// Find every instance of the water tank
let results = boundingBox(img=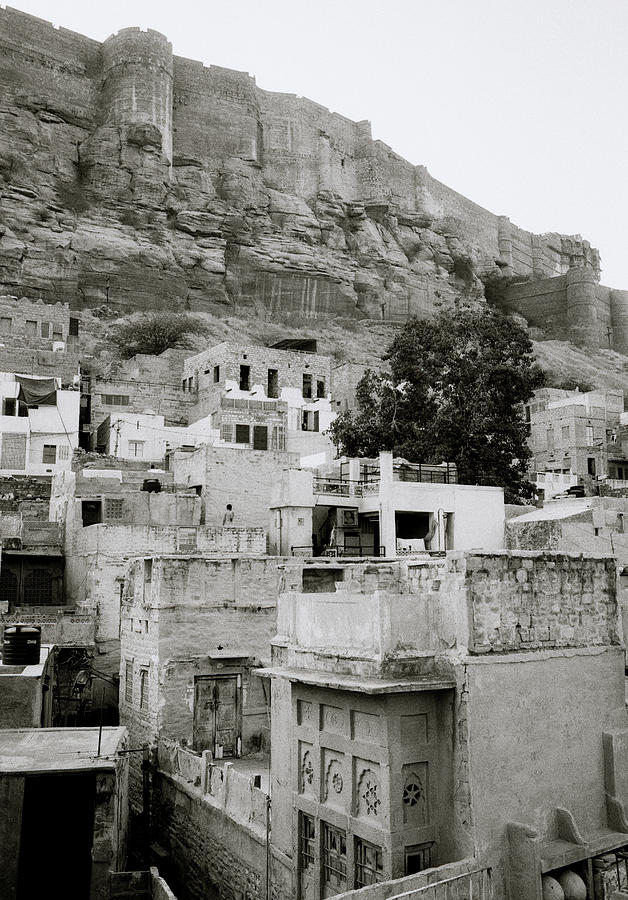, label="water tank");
[2,625,41,665]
